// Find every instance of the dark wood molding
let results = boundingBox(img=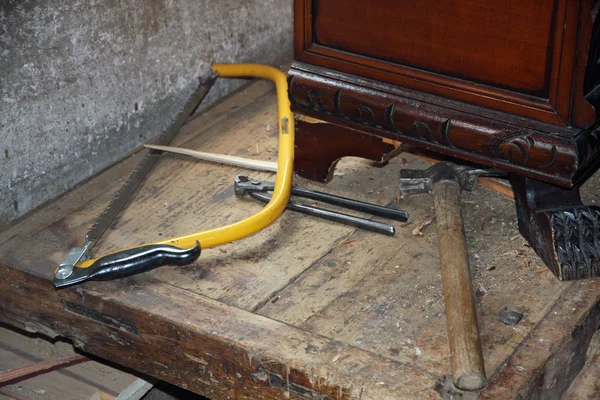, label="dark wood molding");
[294,117,400,182]
[577,122,600,168]
[0,236,438,400]
[288,67,584,187]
